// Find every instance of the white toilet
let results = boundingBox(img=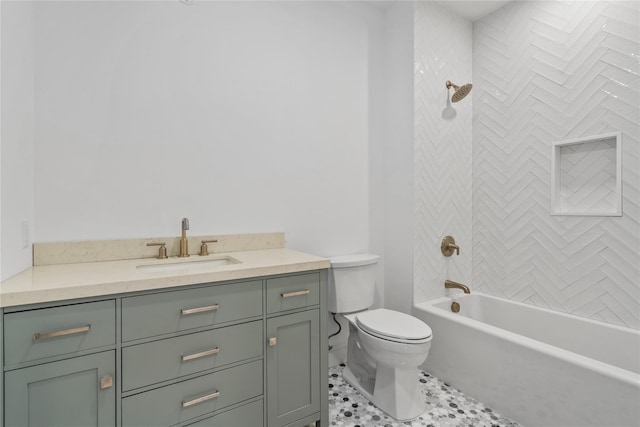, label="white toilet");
[328,254,432,421]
